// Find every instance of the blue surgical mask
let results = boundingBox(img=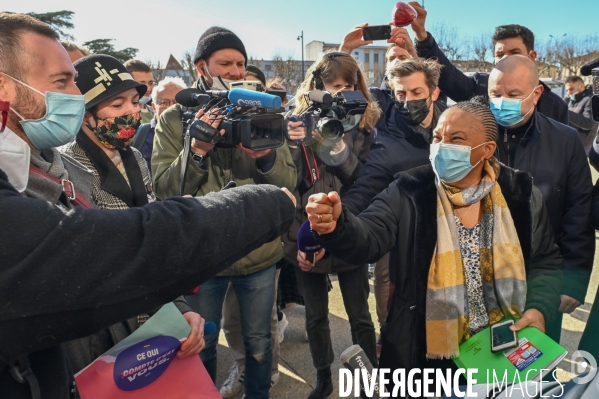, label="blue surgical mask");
[429,142,487,183]
[489,89,535,128]
[4,74,85,150]
[569,92,579,102]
